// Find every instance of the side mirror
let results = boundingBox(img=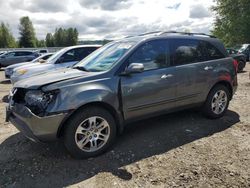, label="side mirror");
[121,63,144,75]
